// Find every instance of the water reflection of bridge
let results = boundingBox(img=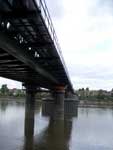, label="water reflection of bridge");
[23,100,78,150]
[0,98,78,150]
